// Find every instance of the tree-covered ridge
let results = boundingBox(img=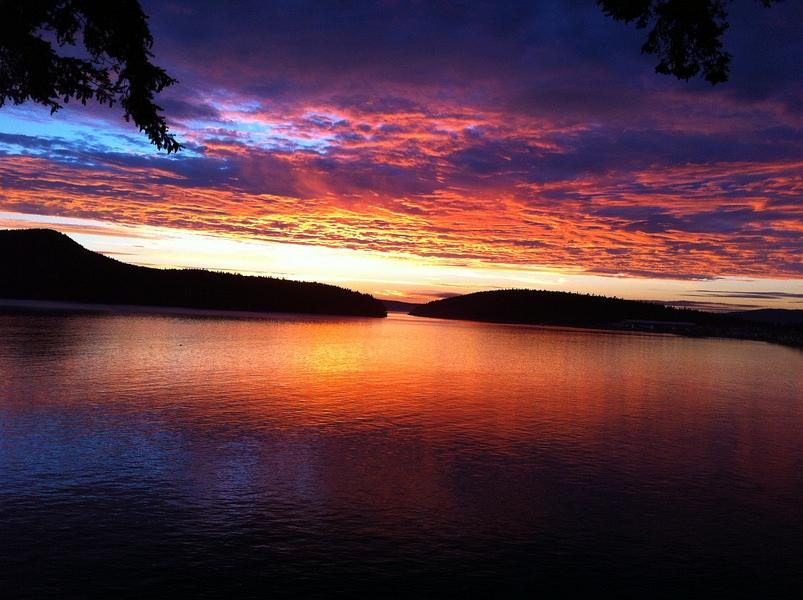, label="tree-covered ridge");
[411,288,705,326]
[411,289,803,349]
[0,229,386,317]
